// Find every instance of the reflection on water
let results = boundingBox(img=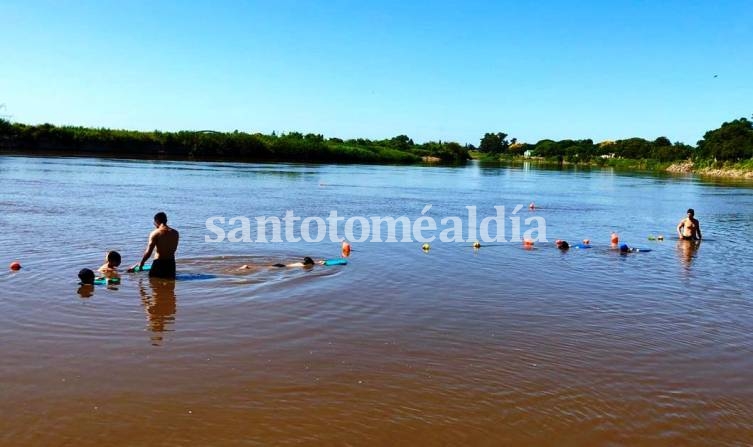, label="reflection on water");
[138,277,177,346]
[677,239,702,271]
[76,284,95,298]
